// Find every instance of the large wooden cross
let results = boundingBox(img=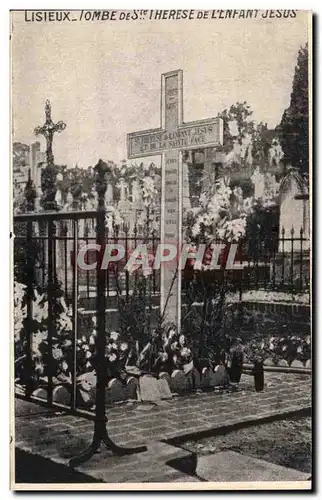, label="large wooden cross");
[34,100,66,167]
[127,70,223,330]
